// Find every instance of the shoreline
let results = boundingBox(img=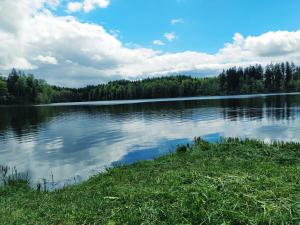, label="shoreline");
[1,91,299,107]
[1,138,300,224]
[39,91,300,107]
